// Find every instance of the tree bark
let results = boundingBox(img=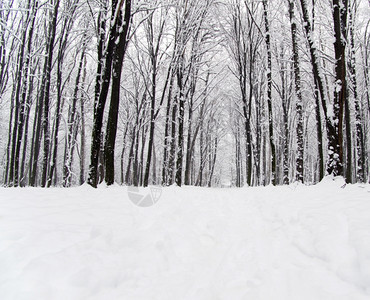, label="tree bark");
[88,0,127,187]
[328,0,348,177]
[288,0,304,183]
[48,7,76,187]
[104,0,131,185]
[348,5,364,182]
[63,46,85,187]
[40,0,60,187]
[299,0,329,180]
[262,0,277,185]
